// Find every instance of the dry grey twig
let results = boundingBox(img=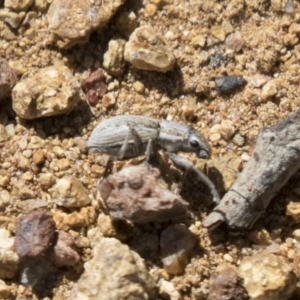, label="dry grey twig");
[203,108,300,230]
